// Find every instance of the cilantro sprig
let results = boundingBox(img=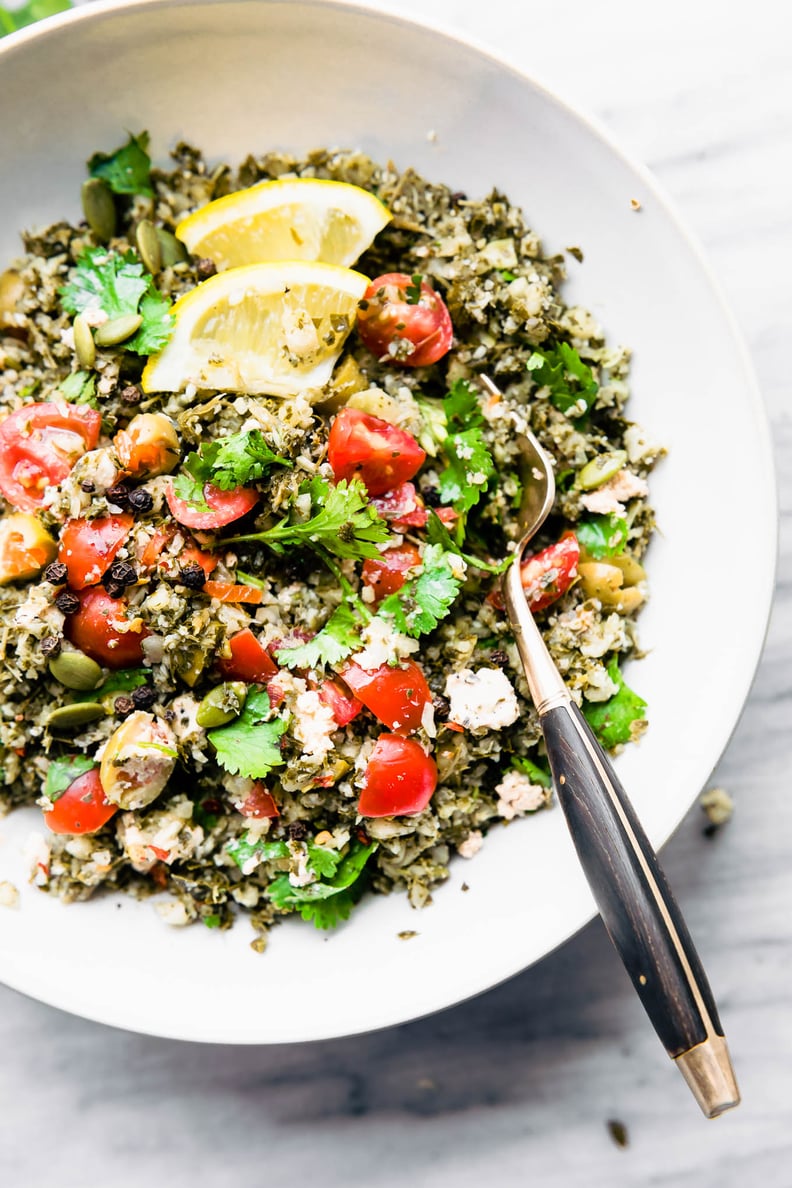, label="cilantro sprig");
[434,380,495,516]
[182,430,291,492]
[527,343,599,417]
[60,246,173,356]
[267,841,377,929]
[378,543,463,638]
[88,132,154,198]
[583,658,646,748]
[227,476,390,562]
[208,688,287,779]
[276,602,365,670]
